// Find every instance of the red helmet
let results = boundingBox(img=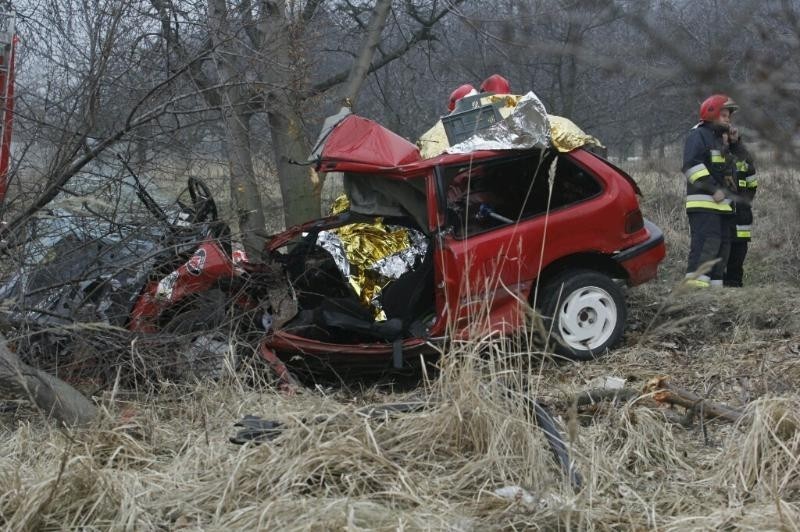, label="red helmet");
[448,84,477,111]
[479,74,510,94]
[699,94,739,122]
